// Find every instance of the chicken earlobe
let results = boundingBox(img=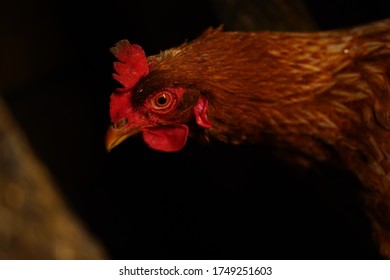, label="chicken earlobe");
[194,96,212,128]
